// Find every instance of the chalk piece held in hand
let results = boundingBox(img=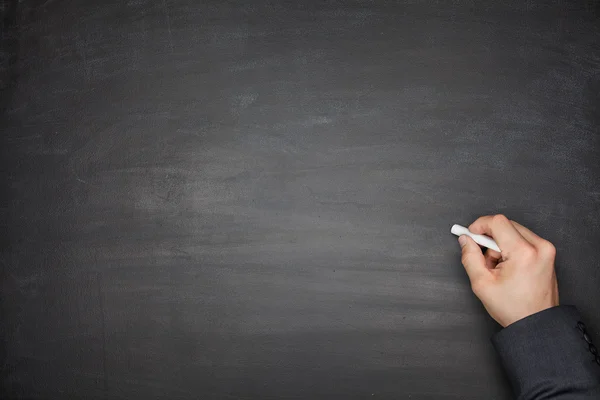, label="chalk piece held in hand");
[451,224,501,252]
